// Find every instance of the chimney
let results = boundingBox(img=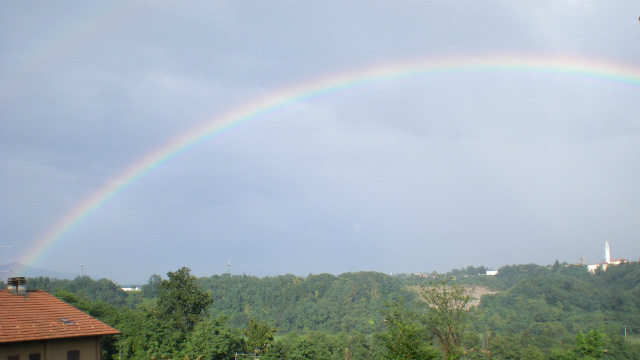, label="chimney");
[7,277,26,295]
